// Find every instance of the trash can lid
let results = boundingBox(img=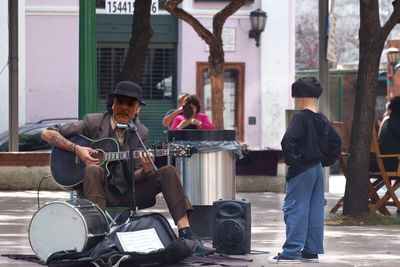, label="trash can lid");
[167,130,236,141]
